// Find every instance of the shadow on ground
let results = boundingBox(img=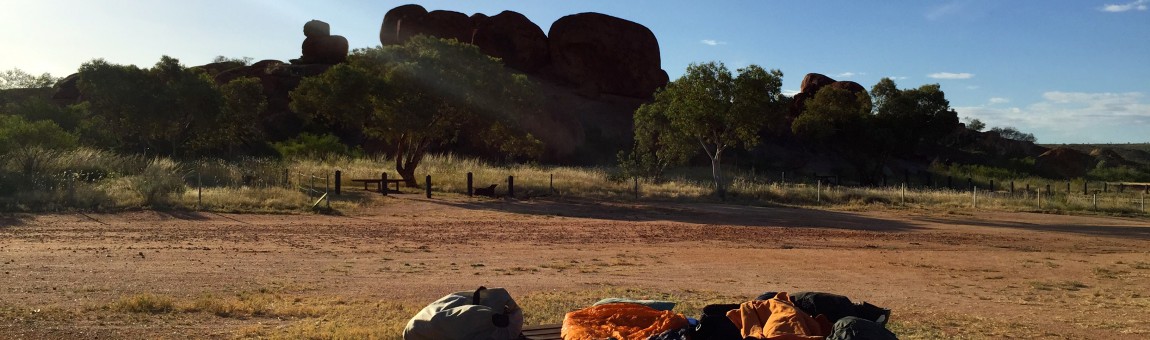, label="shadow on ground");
[432,197,922,232]
[916,216,1150,240]
[0,214,29,228]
